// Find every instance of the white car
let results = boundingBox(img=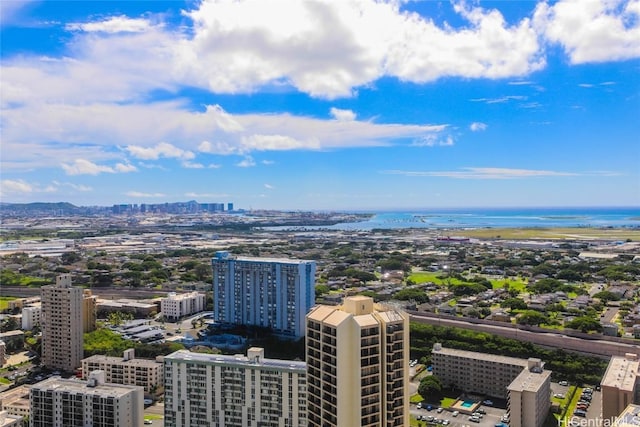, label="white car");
[452,411,459,417]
